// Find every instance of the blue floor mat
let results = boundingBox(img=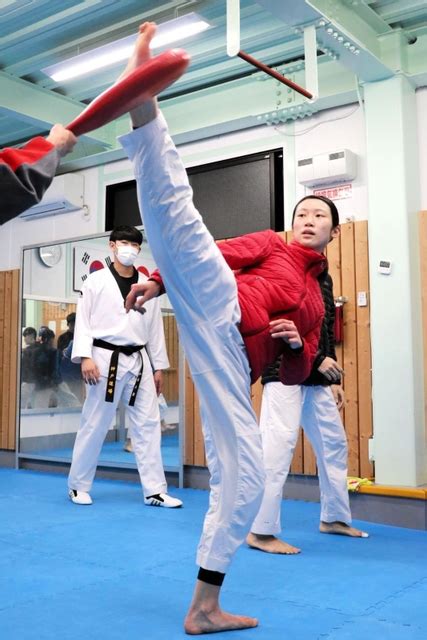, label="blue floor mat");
[0,468,426,639]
